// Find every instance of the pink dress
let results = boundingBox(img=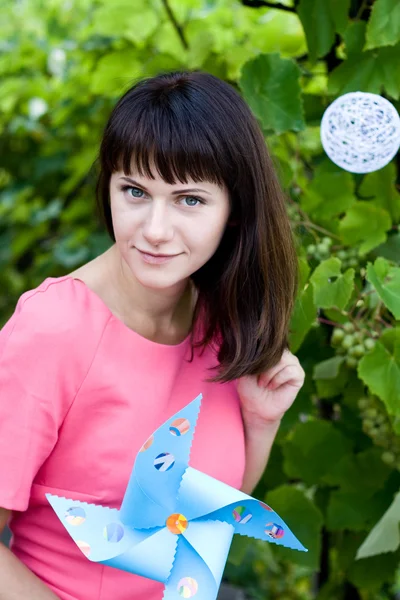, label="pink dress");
[0,276,245,600]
